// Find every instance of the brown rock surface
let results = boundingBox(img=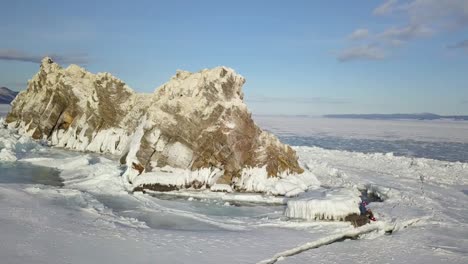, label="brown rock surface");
[6,57,303,189]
